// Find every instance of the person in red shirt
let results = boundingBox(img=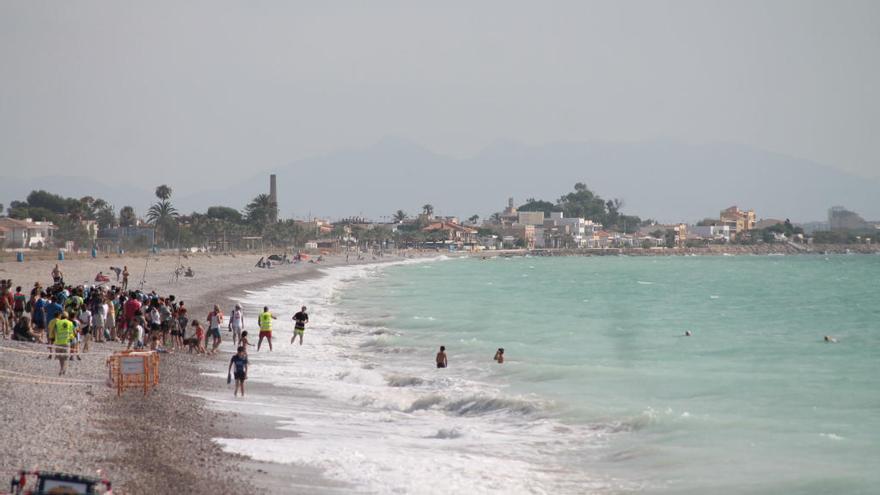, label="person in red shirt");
[122,294,142,340]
